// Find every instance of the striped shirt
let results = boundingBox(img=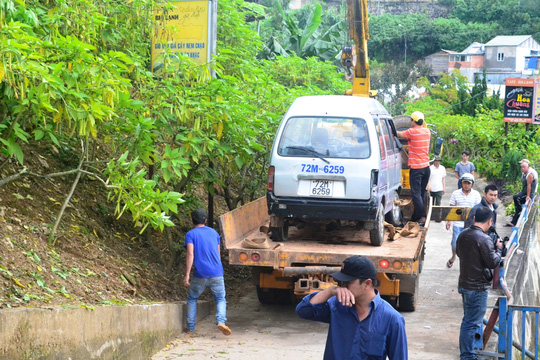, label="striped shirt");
[402,126,430,169]
[449,189,482,227]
